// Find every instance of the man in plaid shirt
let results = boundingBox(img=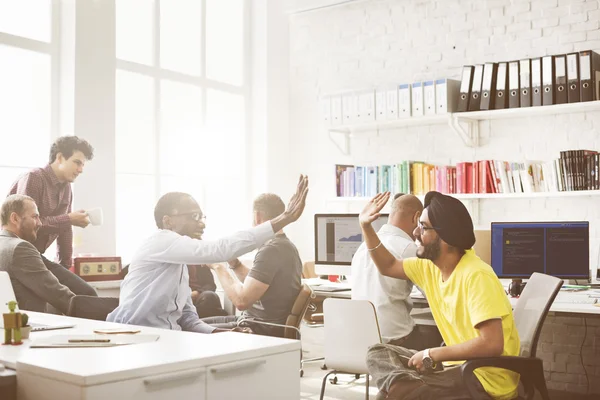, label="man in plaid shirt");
[8,136,97,299]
